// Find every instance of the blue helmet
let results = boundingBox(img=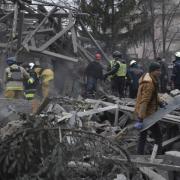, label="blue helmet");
[6,57,16,65]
